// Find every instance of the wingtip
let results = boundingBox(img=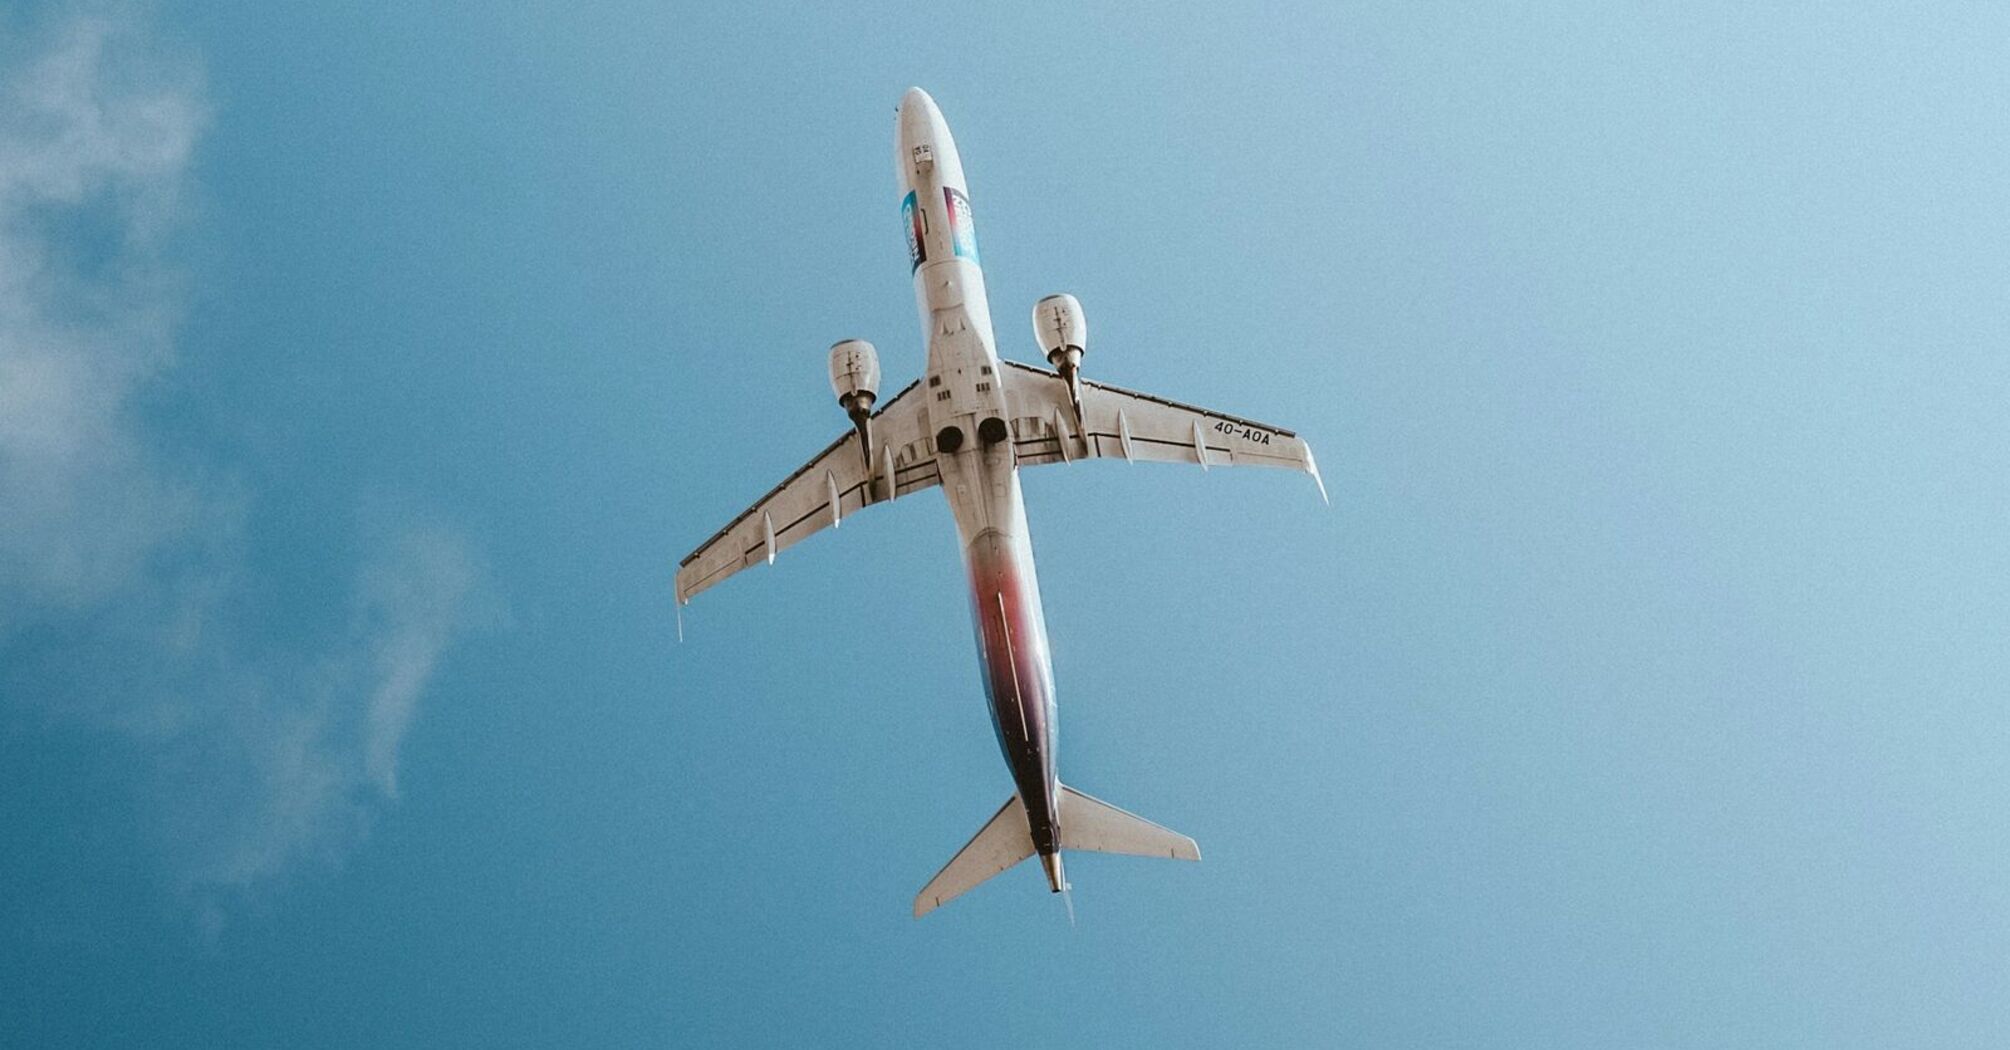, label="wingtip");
[1303,444,1330,506]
